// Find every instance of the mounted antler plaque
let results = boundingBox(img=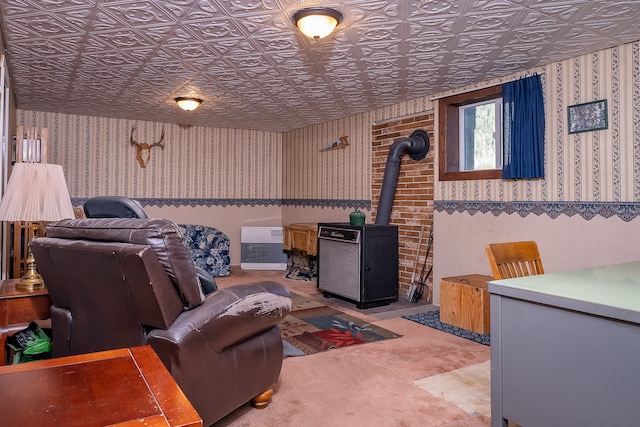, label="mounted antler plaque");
[130,126,165,168]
